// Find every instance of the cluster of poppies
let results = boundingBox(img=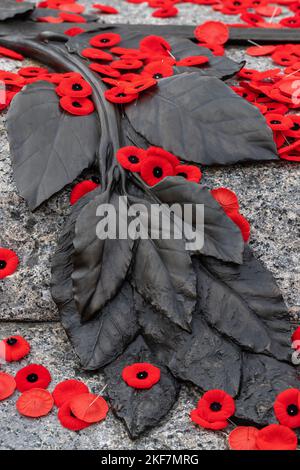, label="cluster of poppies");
[55,73,95,115]
[190,388,300,450]
[36,0,119,21]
